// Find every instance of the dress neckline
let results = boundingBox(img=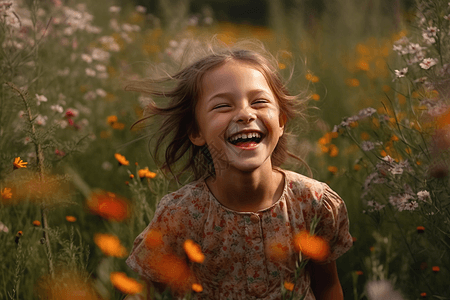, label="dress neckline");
[202,167,288,214]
